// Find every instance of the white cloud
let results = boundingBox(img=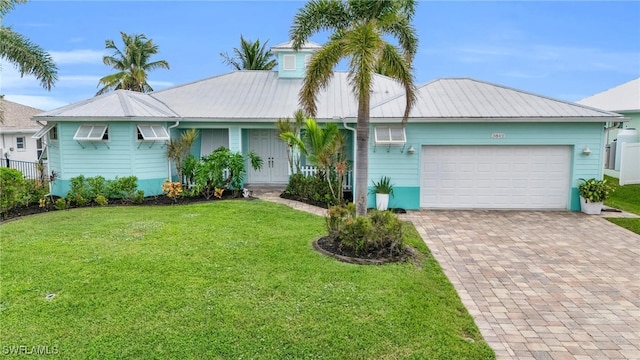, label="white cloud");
[58,75,102,87]
[148,80,175,89]
[49,49,104,65]
[4,95,69,111]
